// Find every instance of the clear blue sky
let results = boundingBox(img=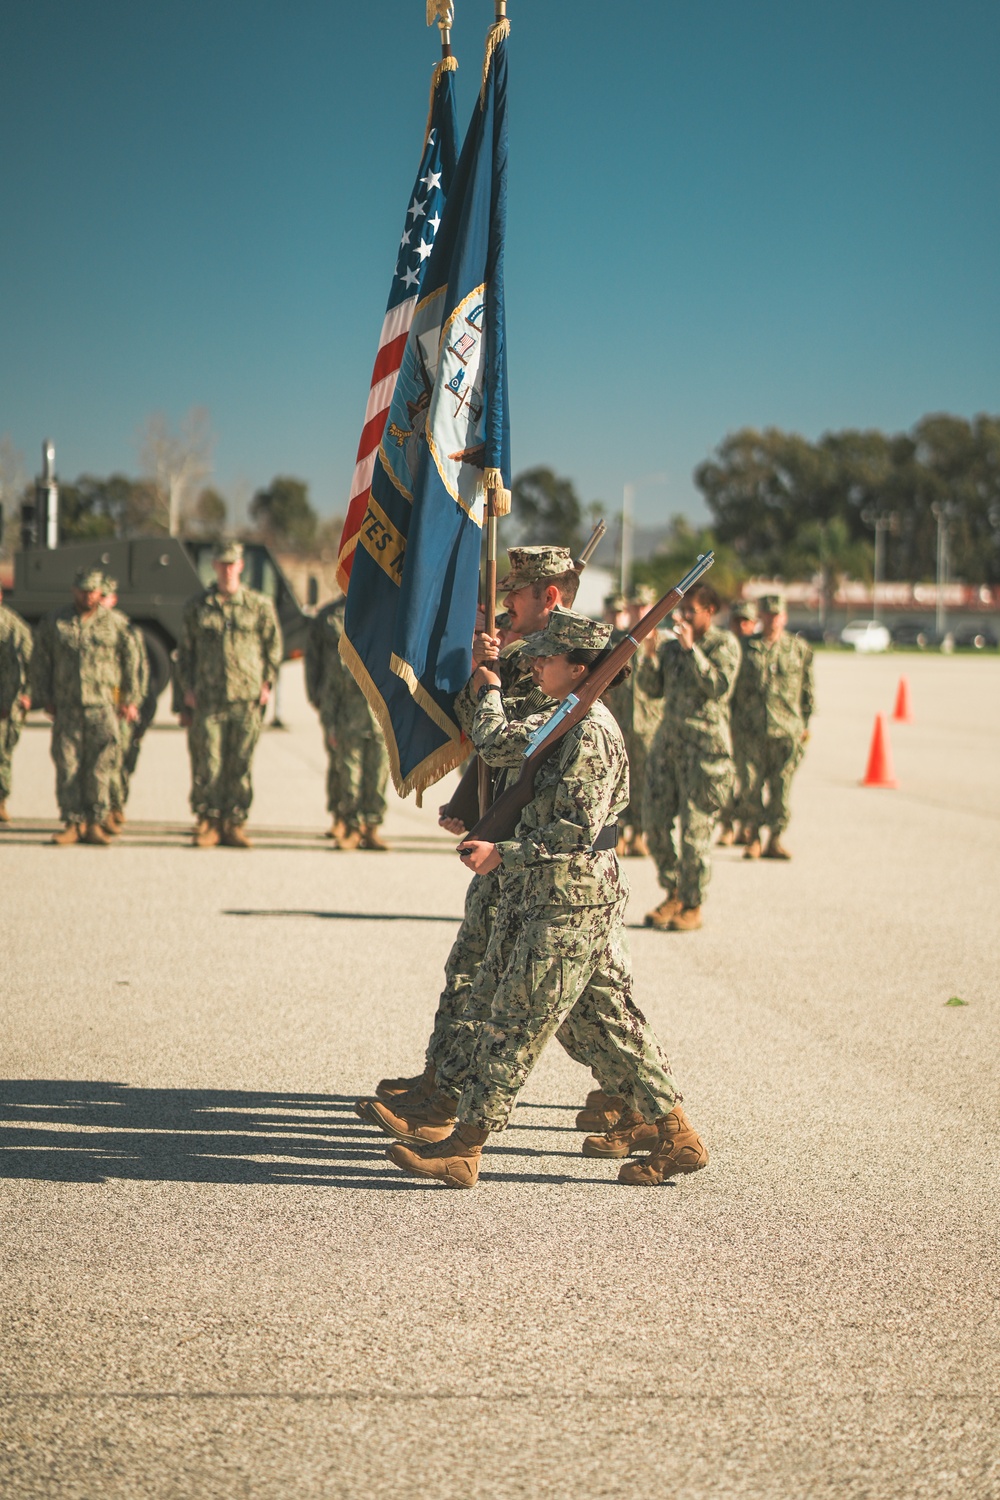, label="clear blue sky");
[2,0,997,529]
